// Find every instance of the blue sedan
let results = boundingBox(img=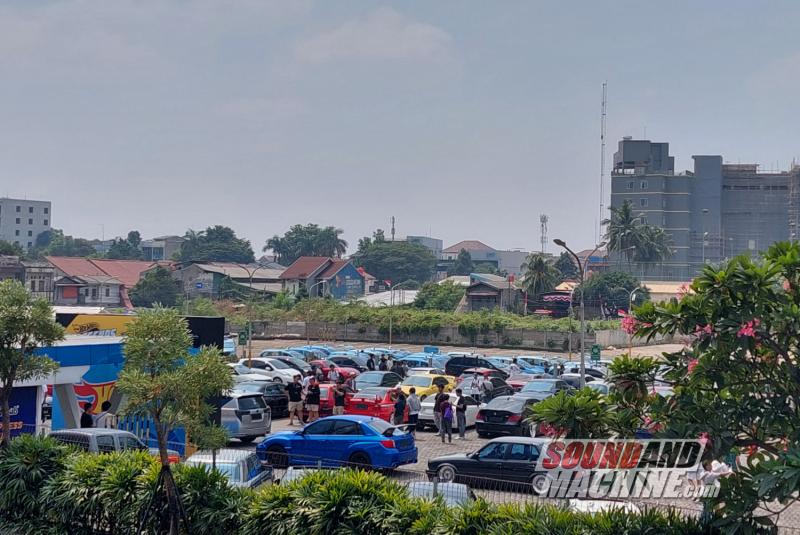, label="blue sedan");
[256,415,418,470]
